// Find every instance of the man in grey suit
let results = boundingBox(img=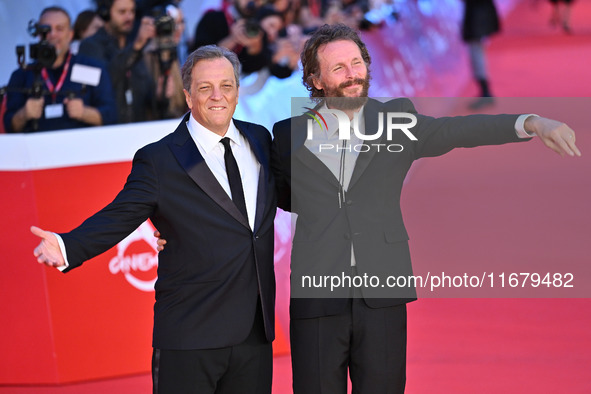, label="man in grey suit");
[31,45,277,394]
[271,23,580,394]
